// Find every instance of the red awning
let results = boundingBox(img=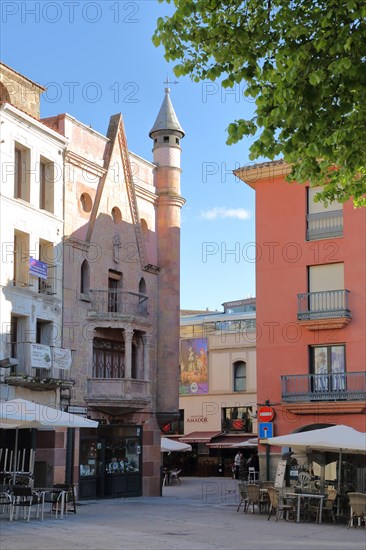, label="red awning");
[179,431,223,443]
[207,435,256,449]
